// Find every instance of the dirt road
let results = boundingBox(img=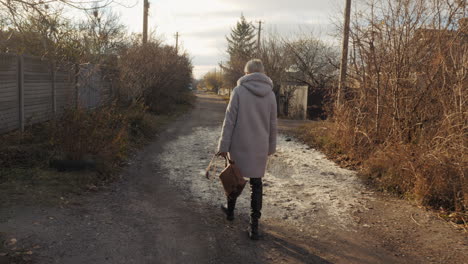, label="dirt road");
[1,92,466,264]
